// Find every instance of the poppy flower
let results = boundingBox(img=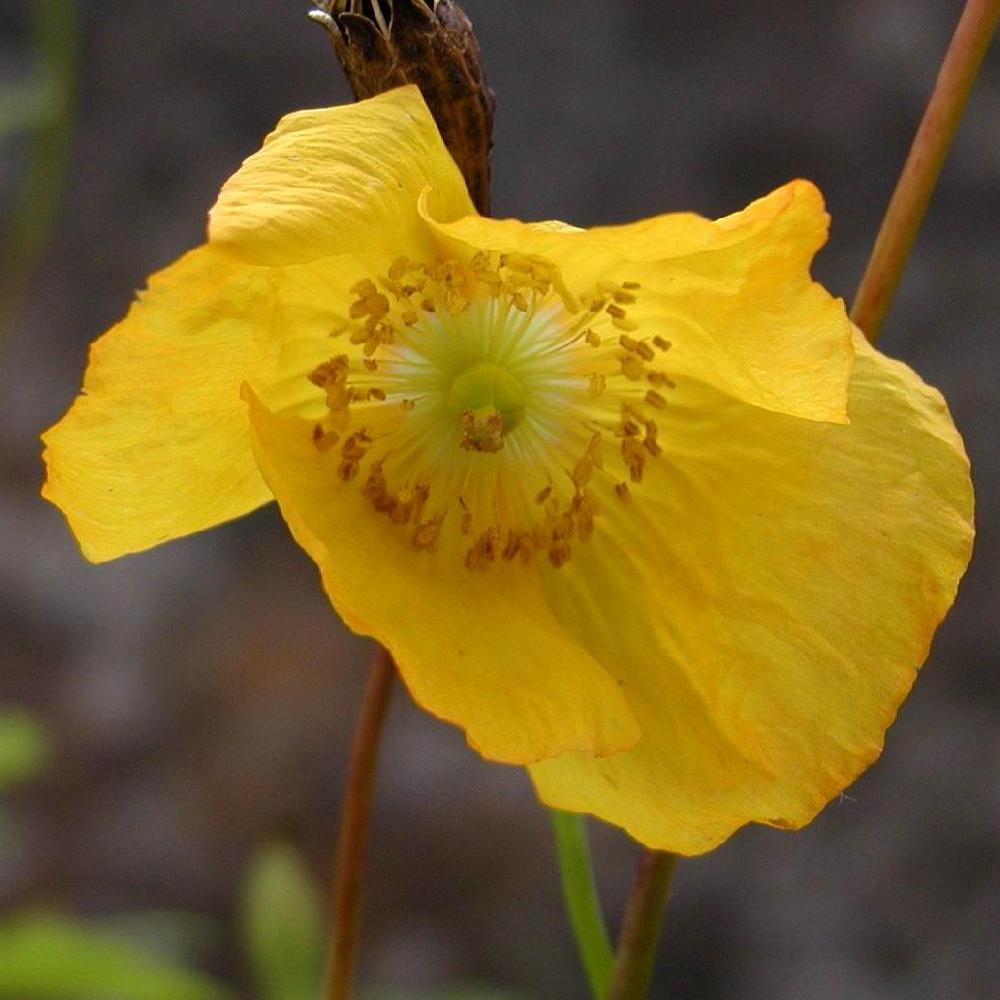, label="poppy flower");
[42,86,973,854]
